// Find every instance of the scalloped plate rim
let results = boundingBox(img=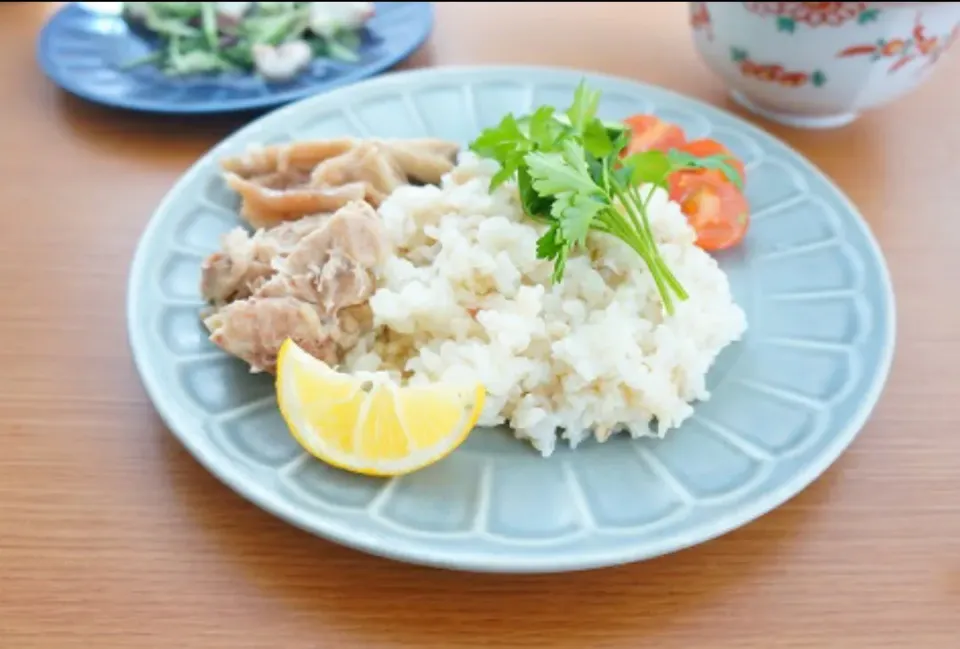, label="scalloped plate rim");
[126,64,897,573]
